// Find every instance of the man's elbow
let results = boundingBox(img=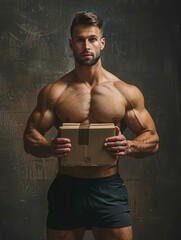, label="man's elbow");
[152,143,159,154]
